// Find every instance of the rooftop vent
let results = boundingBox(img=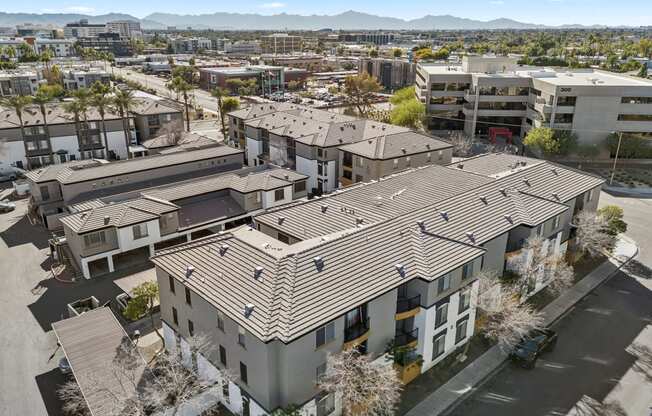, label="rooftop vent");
[185,265,194,278]
[479,195,488,204]
[103,215,110,225]
[277,216,285,225]
[523,178,530,186]
[395,263,406,277]
[499,188,507,196]
[219,244,229,256]
[457,163,464,169]
[313,256,324,271]
[401,147,406,154]
[244,304,255,318]
[321,204,328,213]
[254,266,264,279]
[551,168,558,175]
[504,214,513,223]
[416,220,426,231]
[551,192,559,200]
[439,211,449,221]
[356,217,364,226]
[284,174,289,180]
[466,232,476,243]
